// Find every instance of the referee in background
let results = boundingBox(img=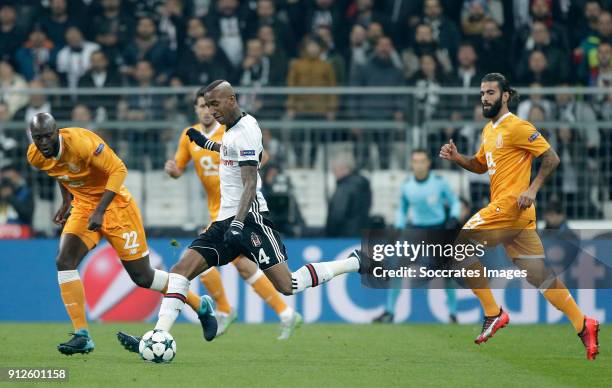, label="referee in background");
[373,149,461,323]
